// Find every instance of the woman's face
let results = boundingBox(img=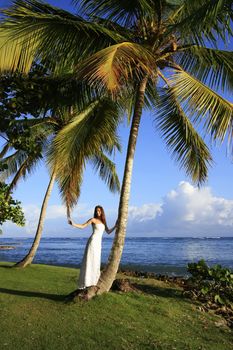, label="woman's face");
[96,207,102,217]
